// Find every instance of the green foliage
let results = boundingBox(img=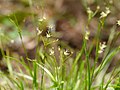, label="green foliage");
[0,0,120,90]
